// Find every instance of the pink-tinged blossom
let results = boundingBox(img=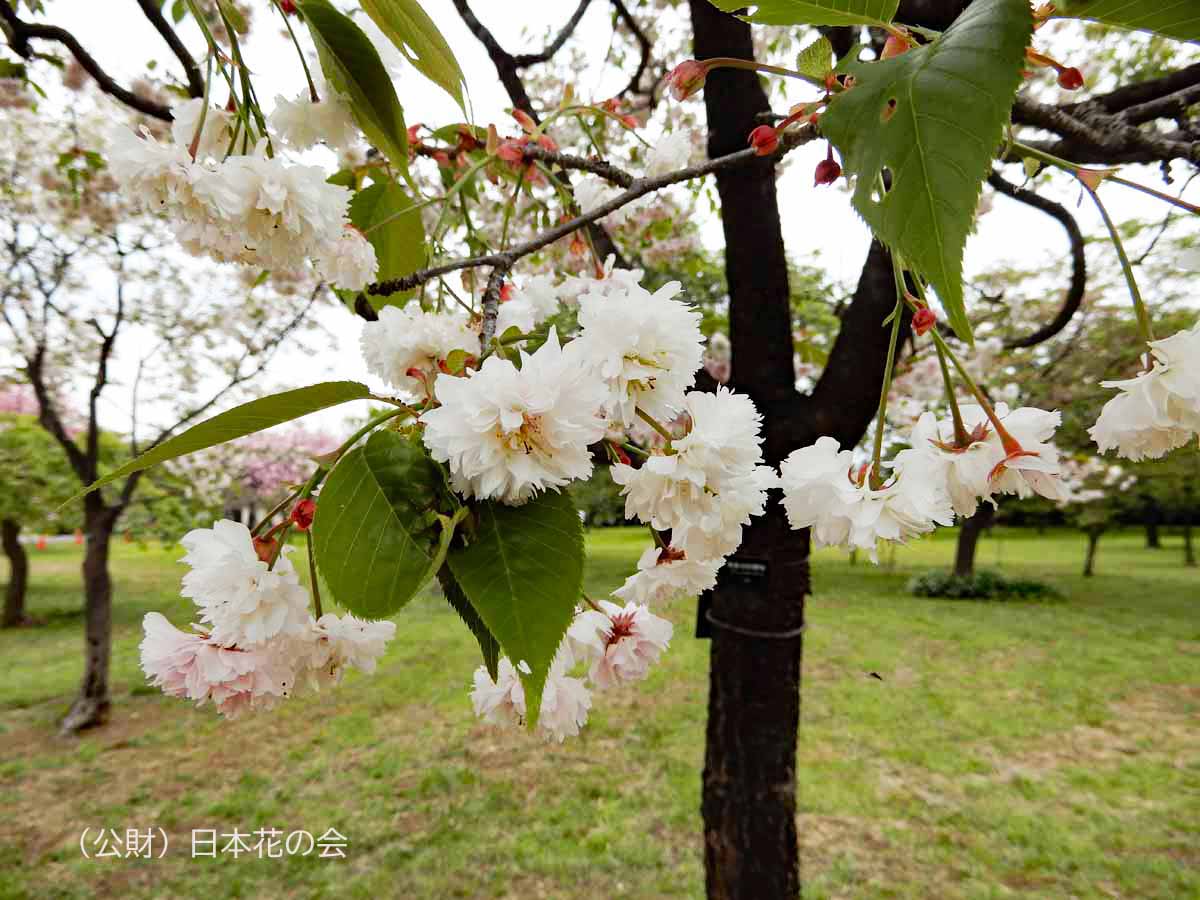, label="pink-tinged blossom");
[470,657,527,726]
[568,600,673,690]
[296,613,397,689]
[140,612,294,718]
[611,544,720,606]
